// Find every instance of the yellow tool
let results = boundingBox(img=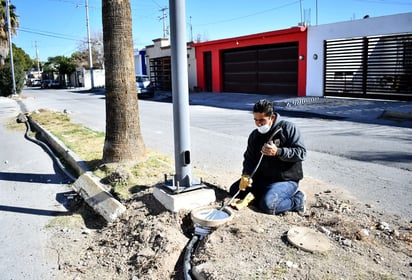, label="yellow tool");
[218,127,283,213]
[230,192,255,210]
